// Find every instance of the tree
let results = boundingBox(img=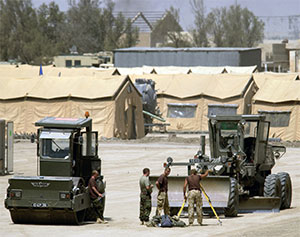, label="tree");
[159,7,192,47]
[191,2,264,47]
[190,0,209,47]
[206,8,226,47]
[0,0,40,63]
[66,0,139,52]
[66,0,103,53]
[0,0,67,64]
[119,18,139,48]
[220,5,264,47]
[36,2,67,63]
